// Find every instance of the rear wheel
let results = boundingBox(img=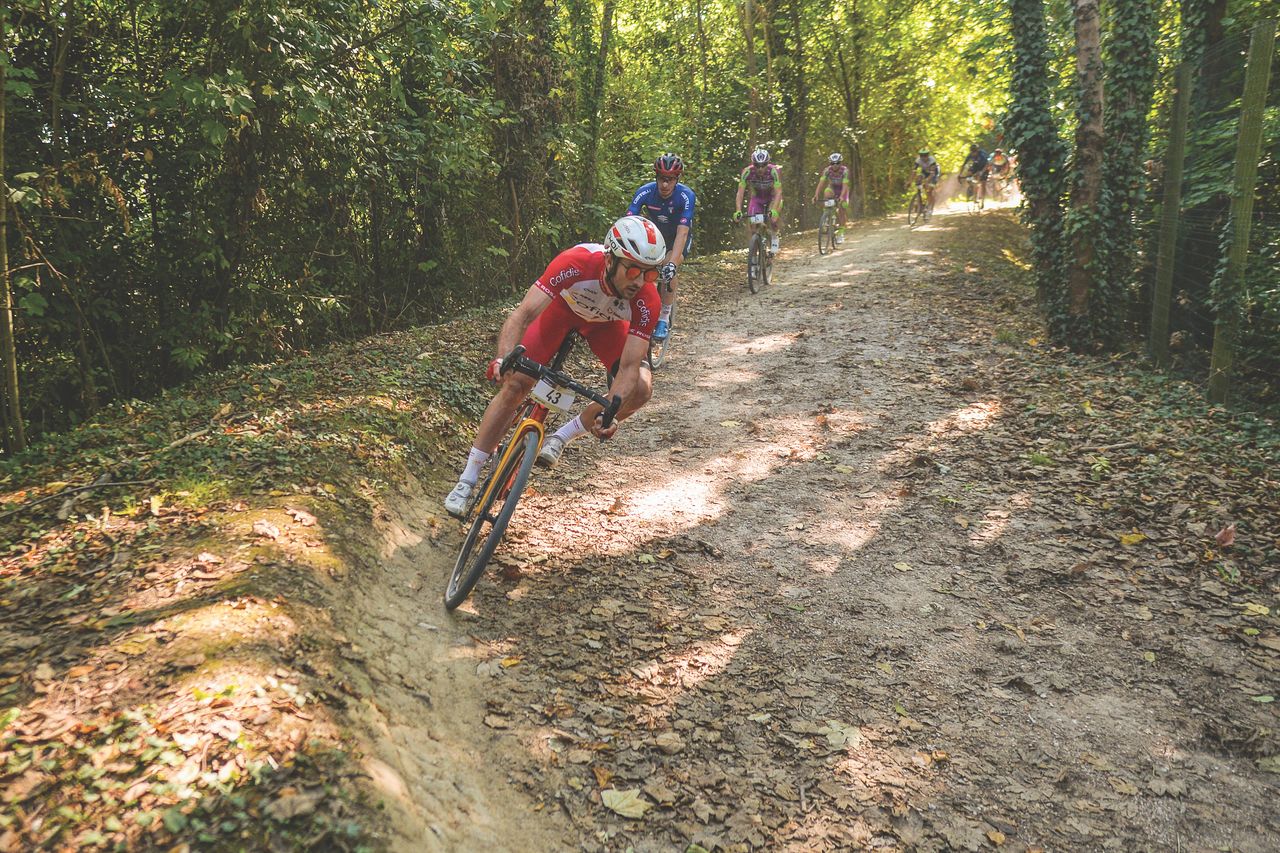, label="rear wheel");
[444,428,538,610]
